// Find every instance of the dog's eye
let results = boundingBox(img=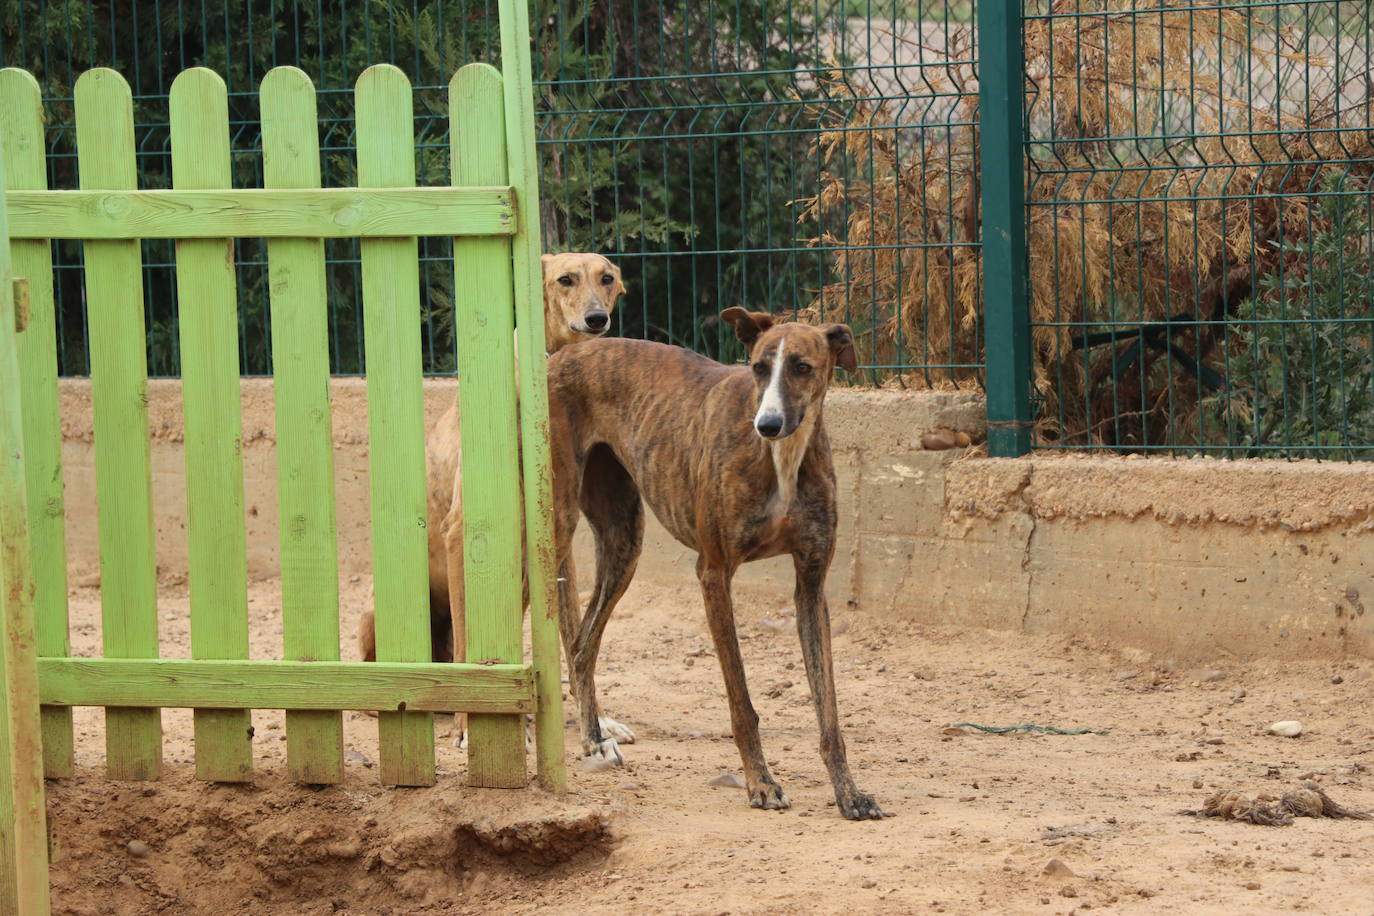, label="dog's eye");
[793,362,813,376]
[752,362,770,376]
[600,274,614,286]
[558,275,574,287]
